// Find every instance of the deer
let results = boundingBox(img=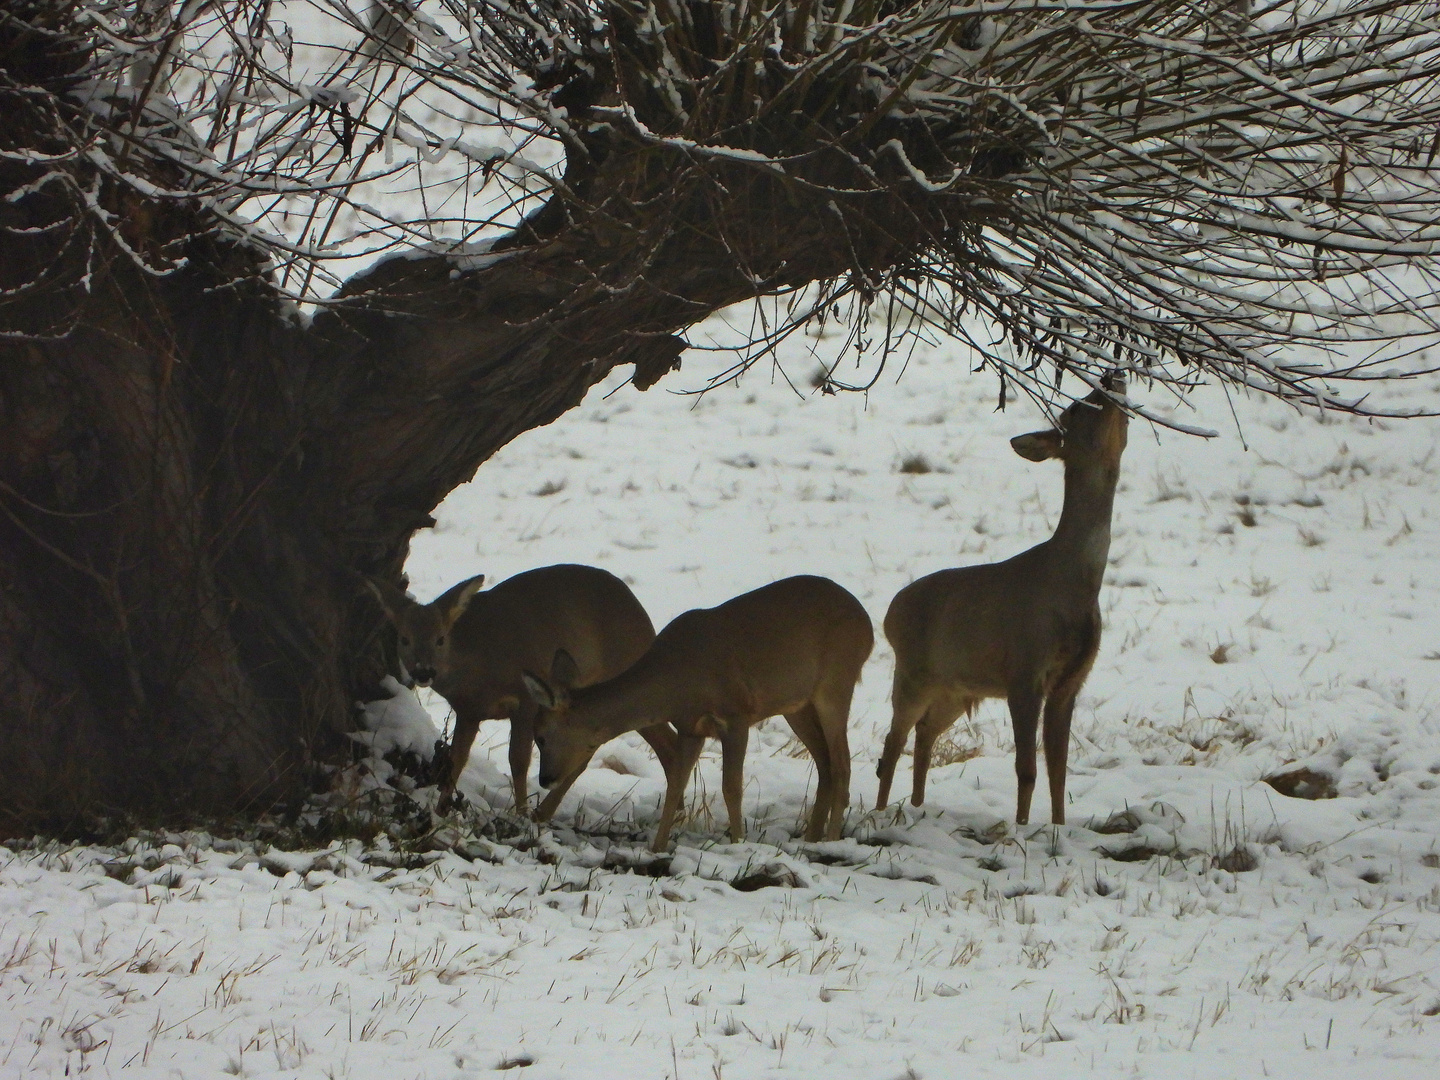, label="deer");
[875,374,1129,827]
[365,563,676,818]
[521,575,874,851]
